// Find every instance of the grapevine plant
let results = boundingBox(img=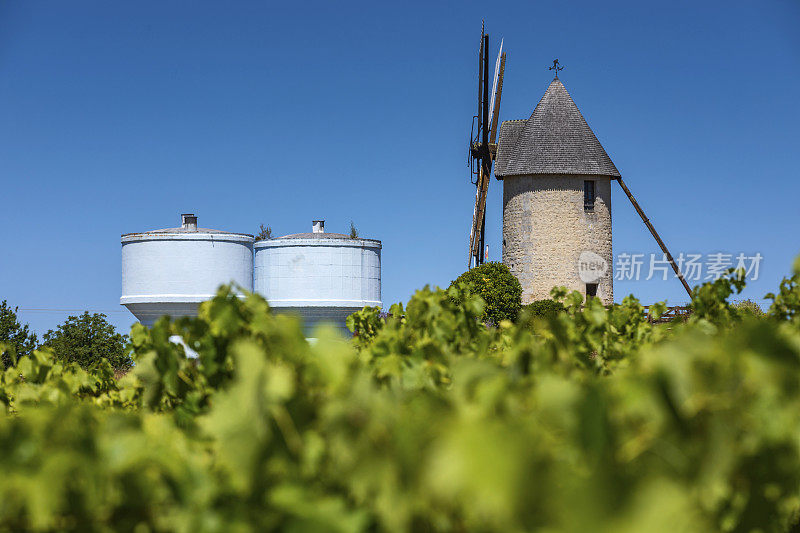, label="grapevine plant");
[0,259,799,531]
